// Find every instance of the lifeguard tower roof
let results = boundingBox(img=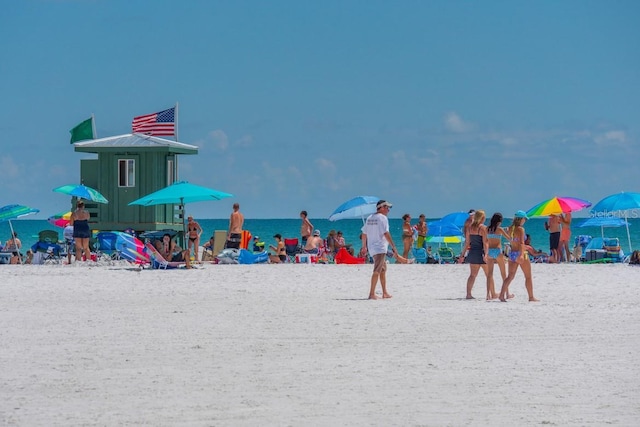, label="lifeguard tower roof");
[74,133,198,154]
